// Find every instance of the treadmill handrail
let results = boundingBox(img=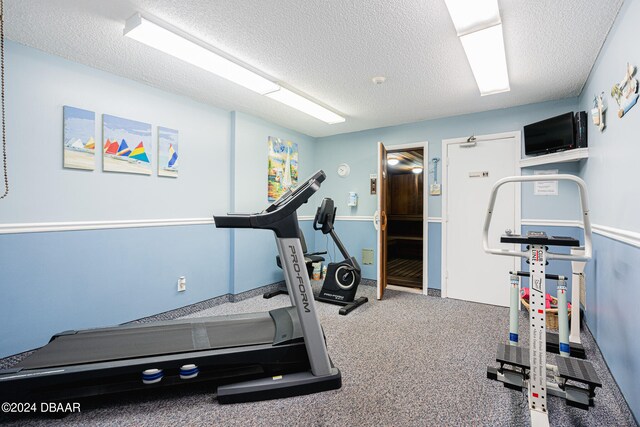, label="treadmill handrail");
[214,170,326,234]
[482,174,592,261]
